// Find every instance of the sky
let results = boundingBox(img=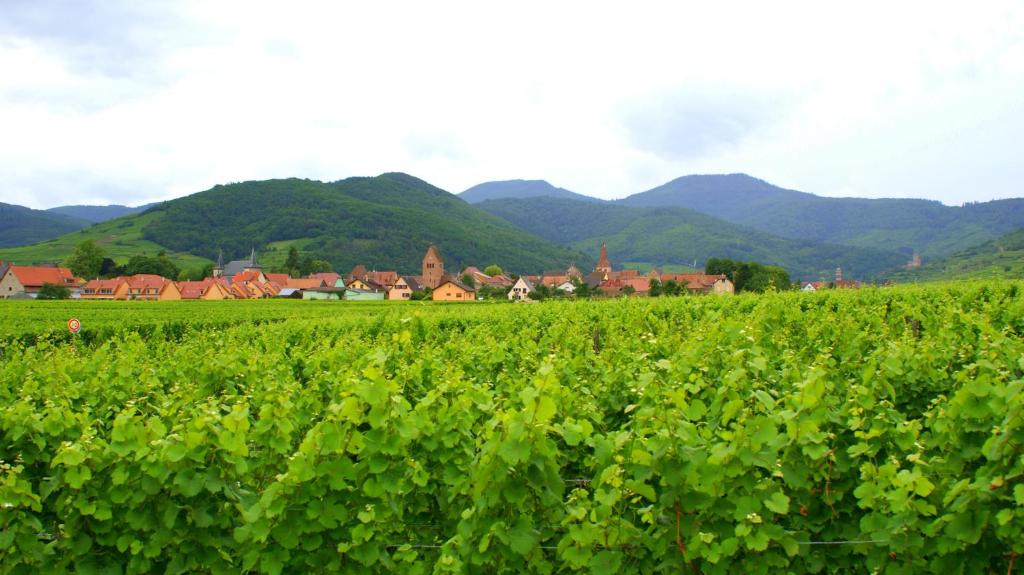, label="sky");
[1,1,1022,209]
